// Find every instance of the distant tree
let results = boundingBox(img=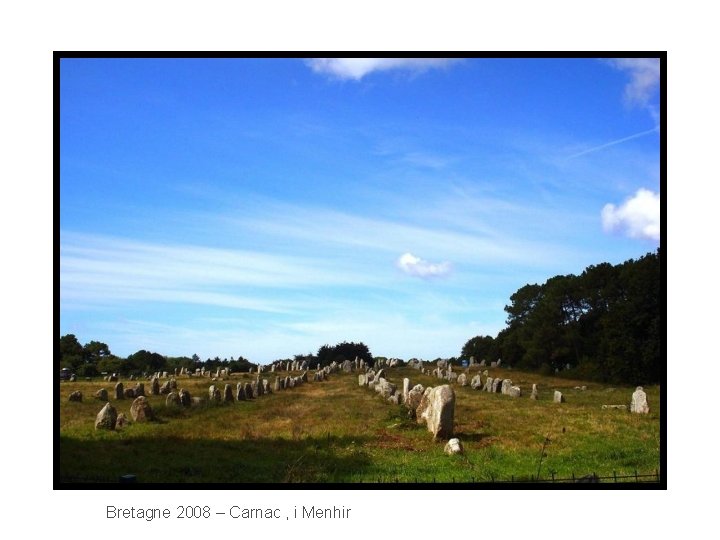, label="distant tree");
[59,334,84,369]
[461,335,495,362]
[83,340,111,363]
[316,341,373,367]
